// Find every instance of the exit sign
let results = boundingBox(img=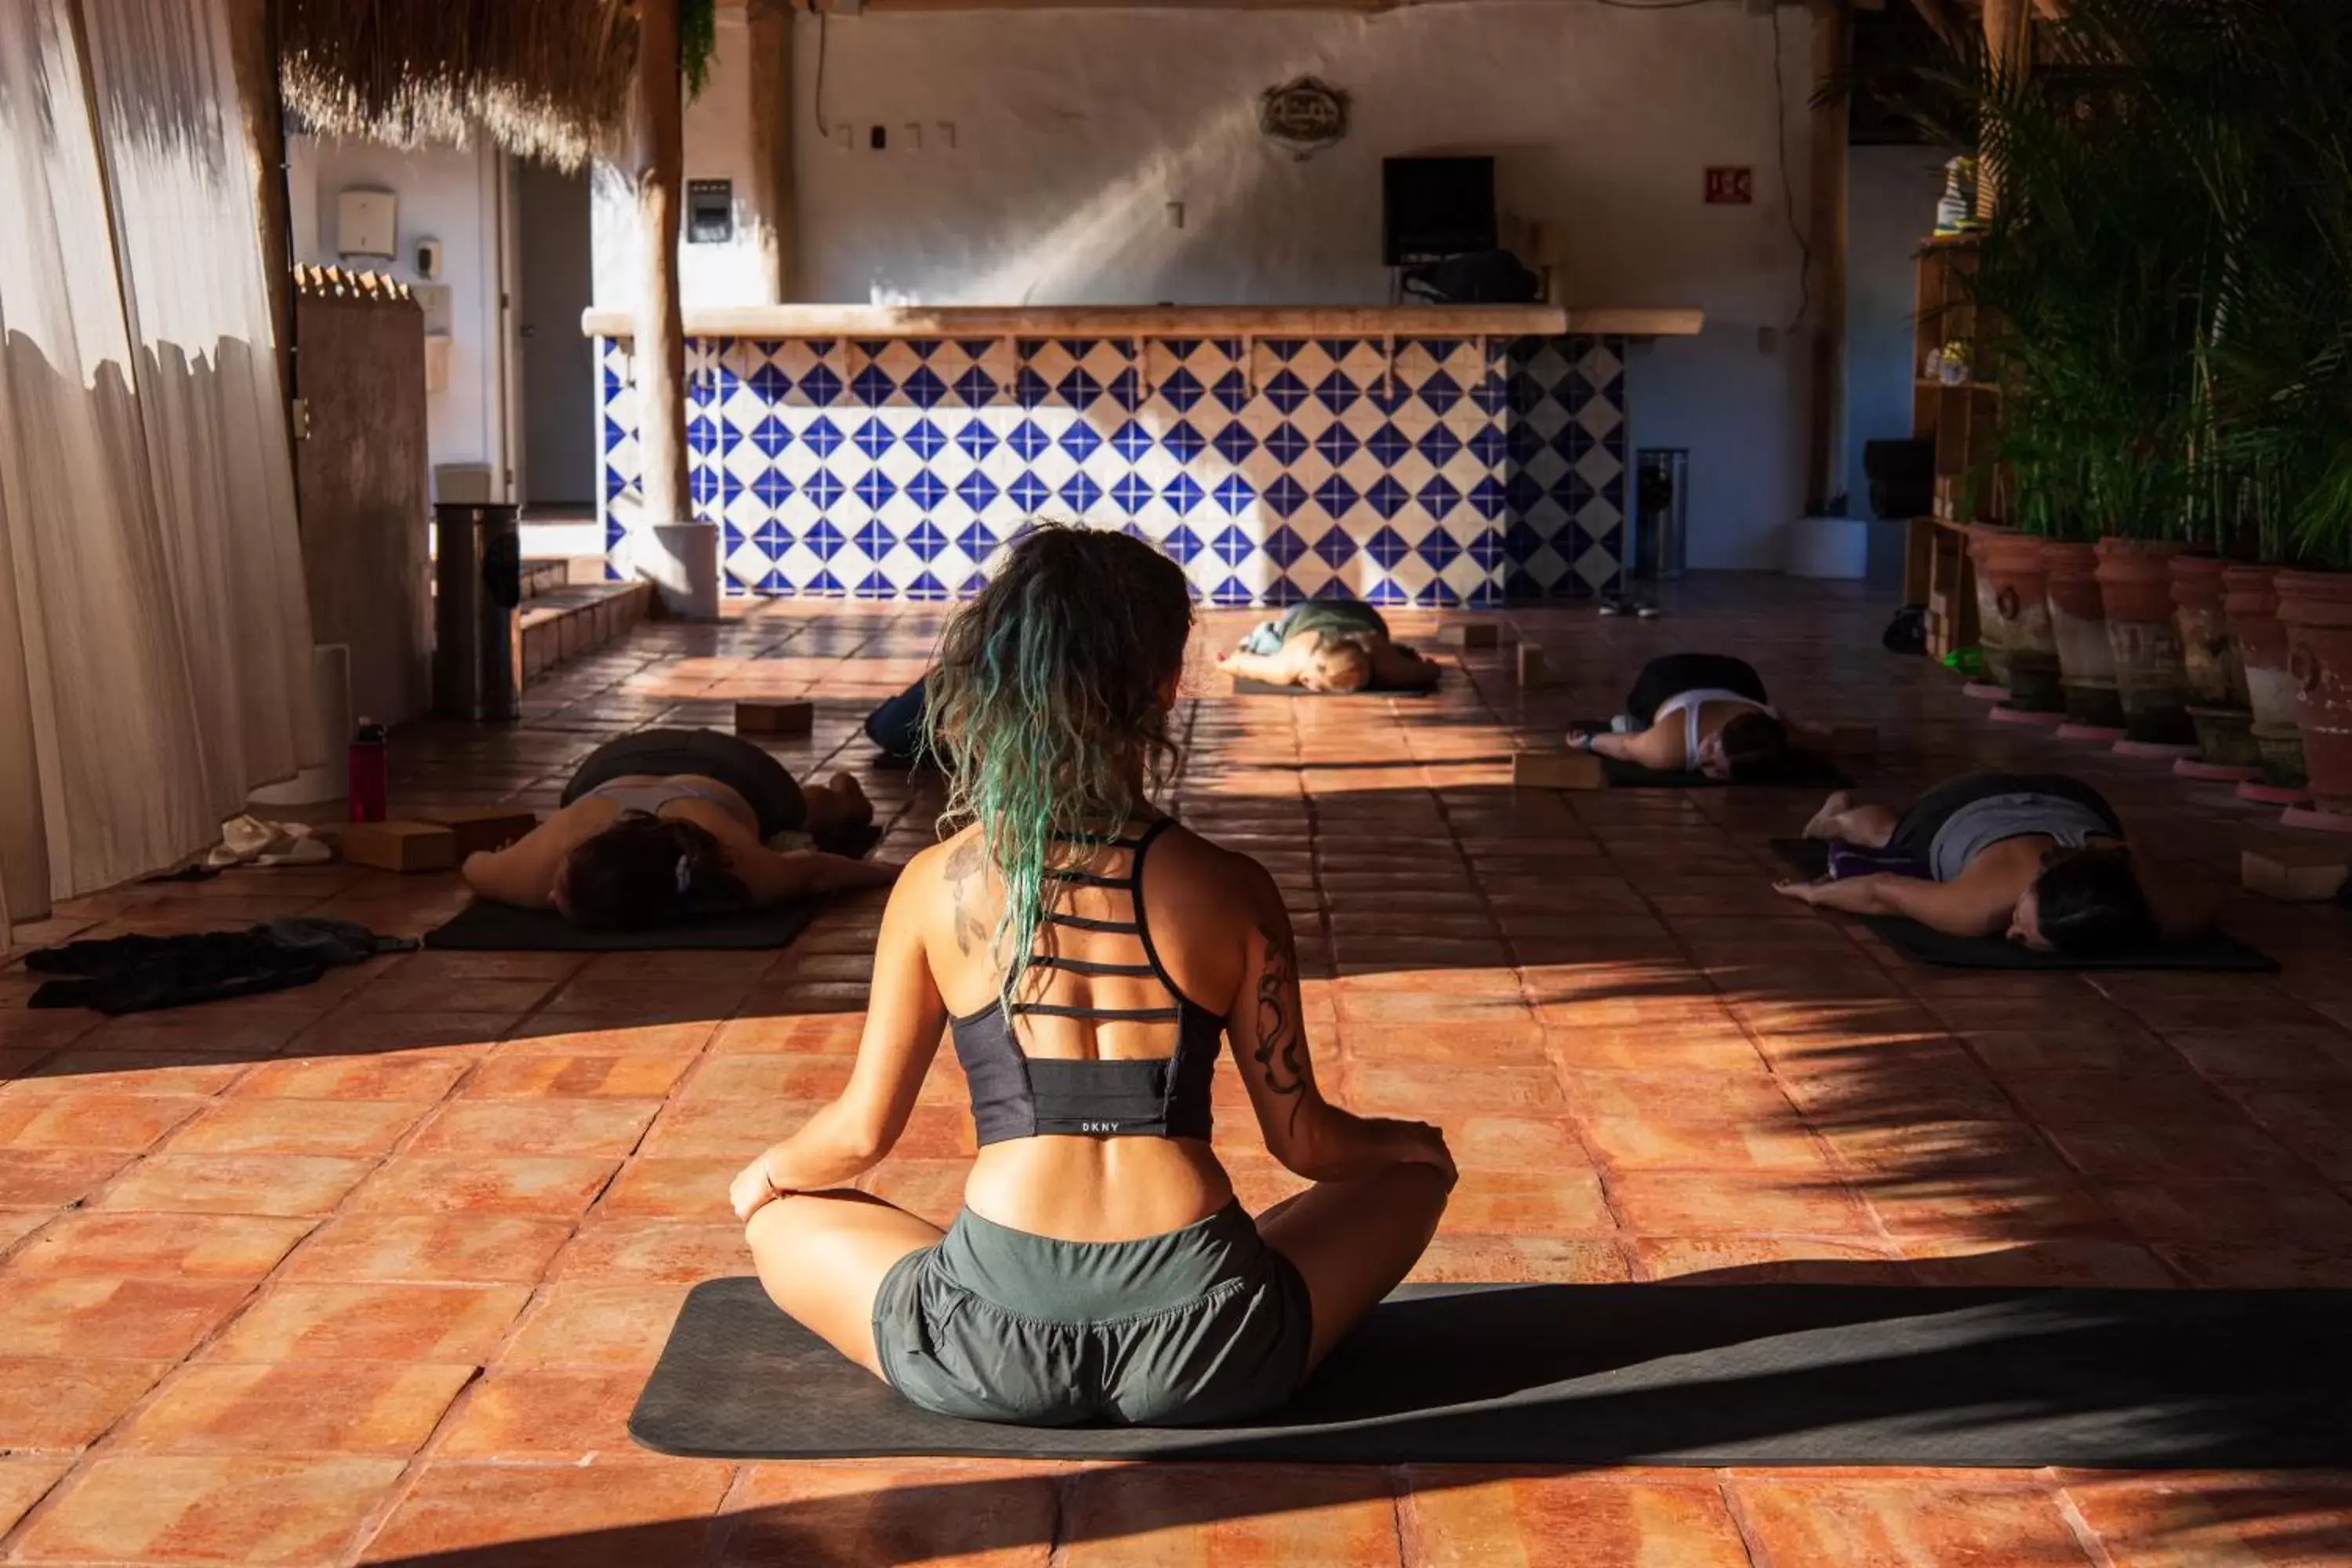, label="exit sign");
[1705,167,1755,205]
